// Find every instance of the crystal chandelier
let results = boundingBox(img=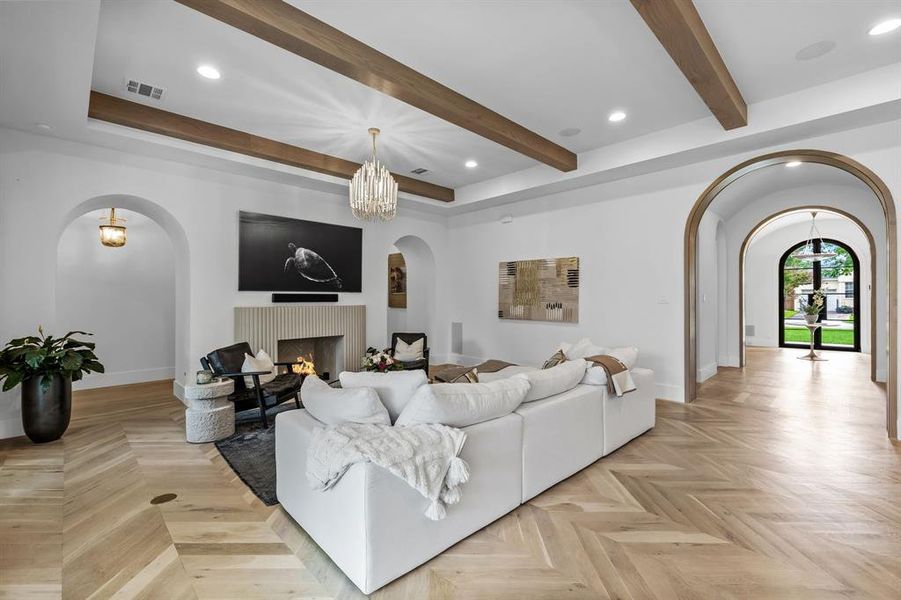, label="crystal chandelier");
[795,211,837,261]
[99,208,127,247]
[349,128,397,221]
